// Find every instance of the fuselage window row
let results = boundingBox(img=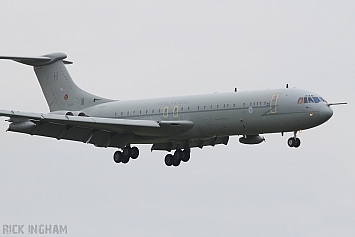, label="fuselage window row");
[116,100,274,118]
